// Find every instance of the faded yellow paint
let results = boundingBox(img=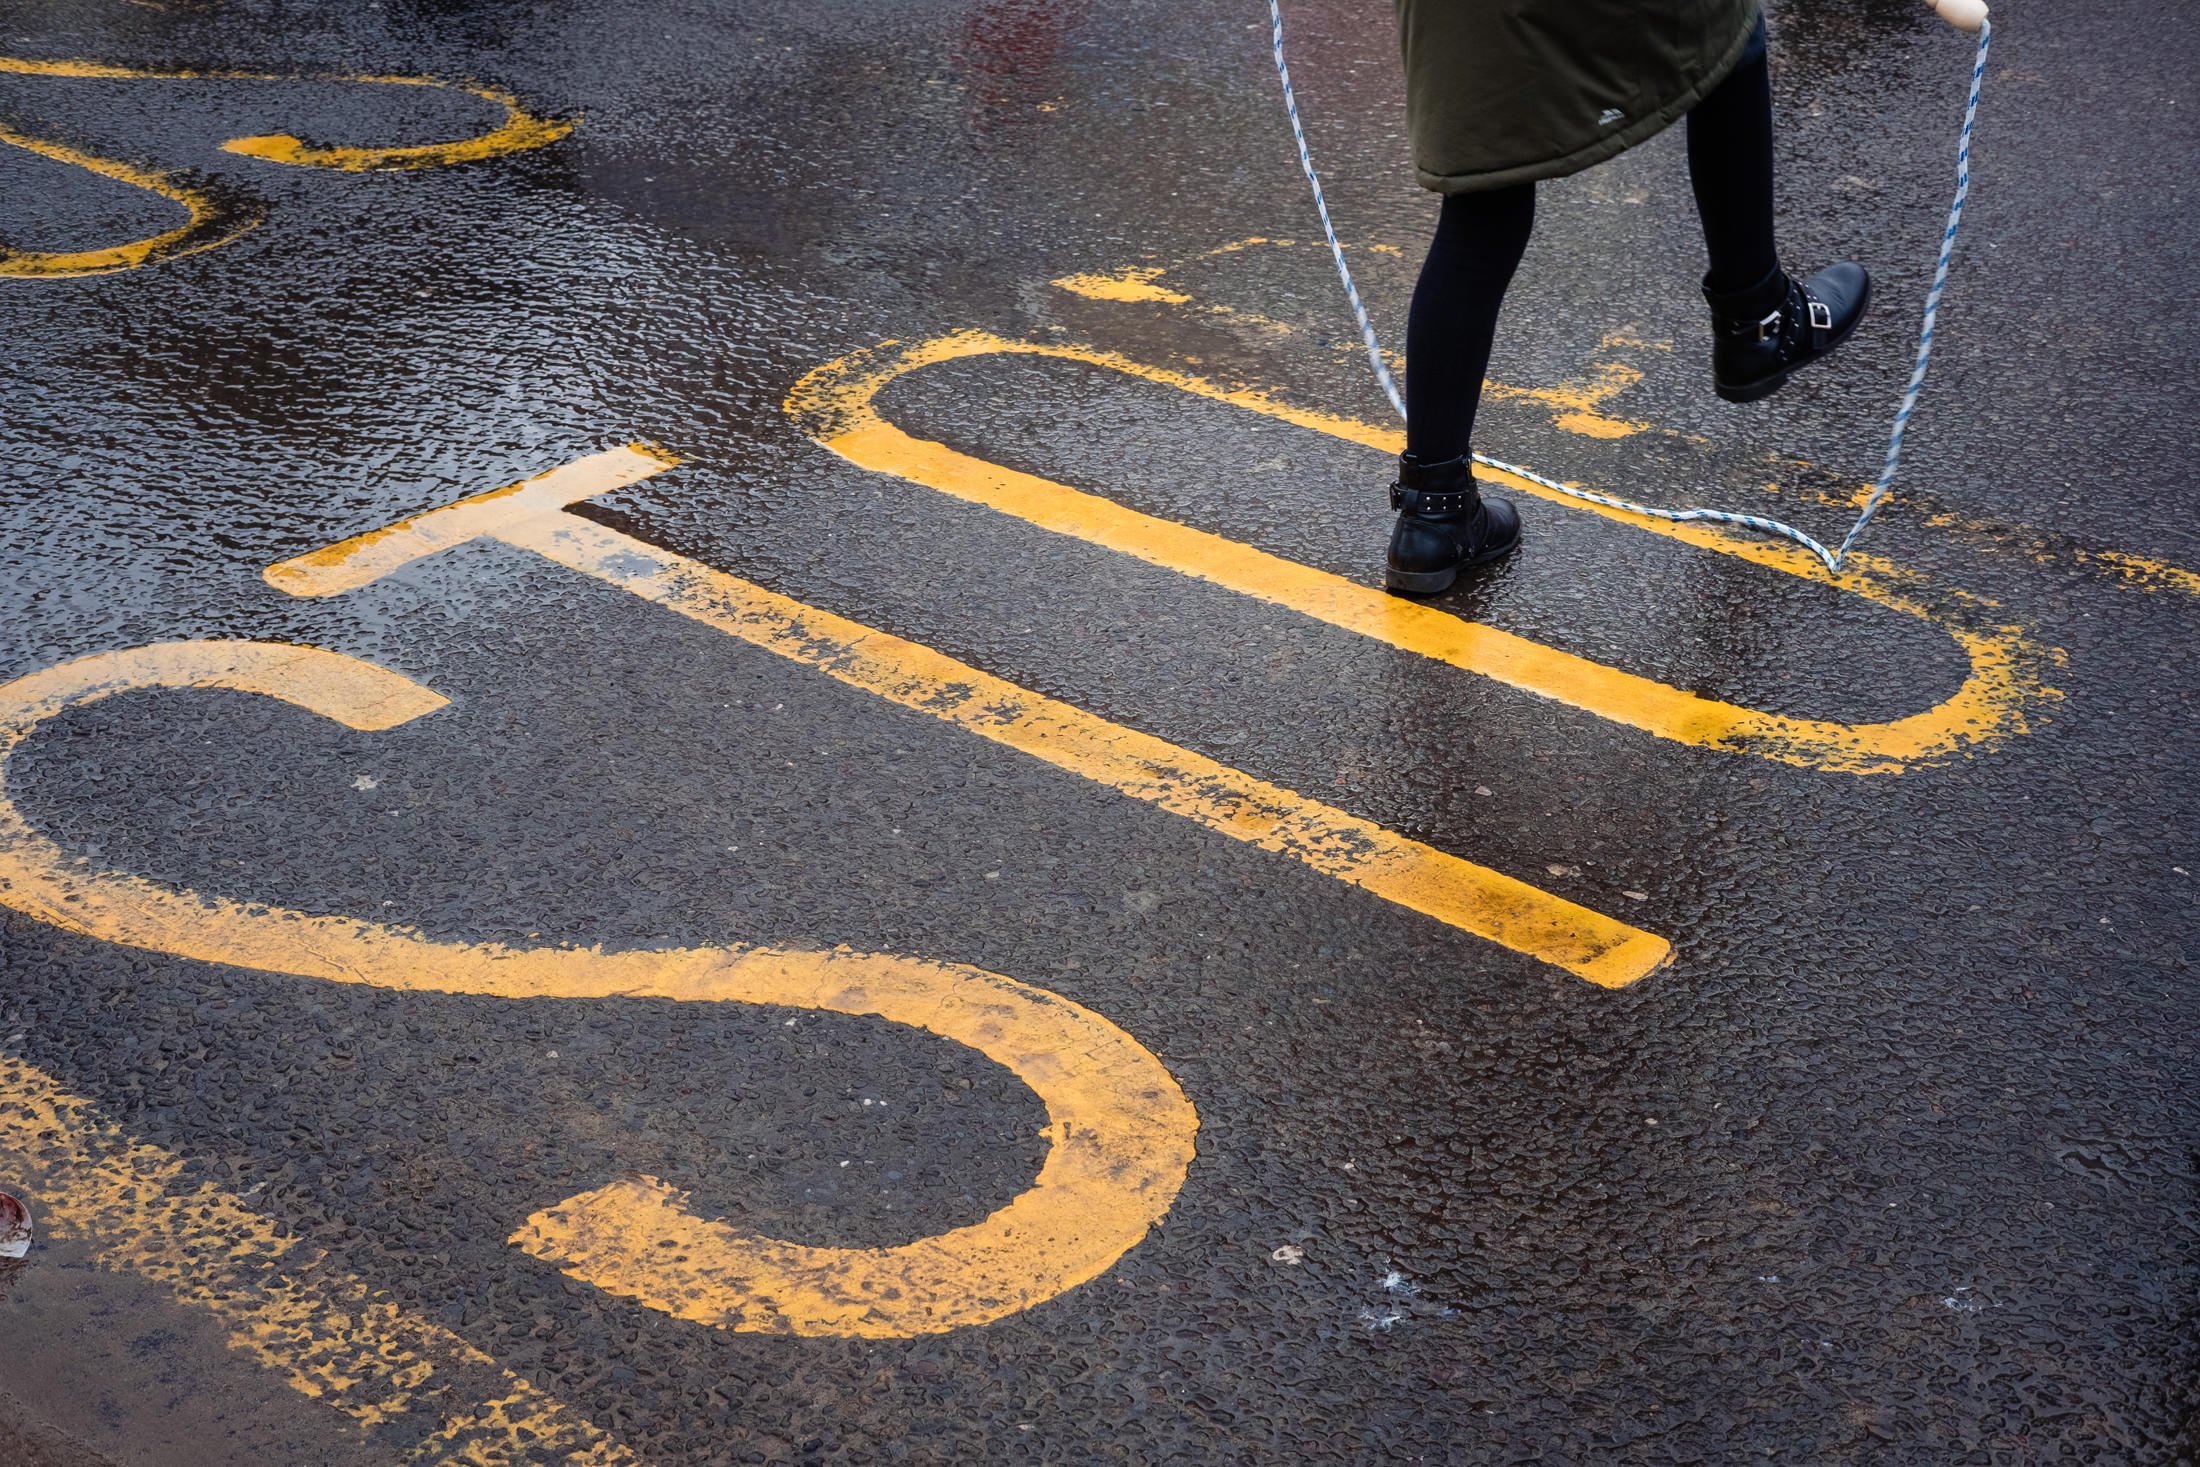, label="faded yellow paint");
[1550,410,1640,440]
[0,55,569,170]
[0,54,568,275]
[0,639,1200,1336]
[0,55,227,78]
[0,1052,642,1465]
[0,121,253,277]
[220,76,572,172]
[786,332,2057,775]
[1132,236,1659,439]
[0,56,569,170]
[268,448,1666,985]
[1484,360,1651,440]
[1198,236,1296,256]
[1050,250,1650,438]
[2074,548,2200,599]
[1051,266,1191,304]
[1745,473,2200,603]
